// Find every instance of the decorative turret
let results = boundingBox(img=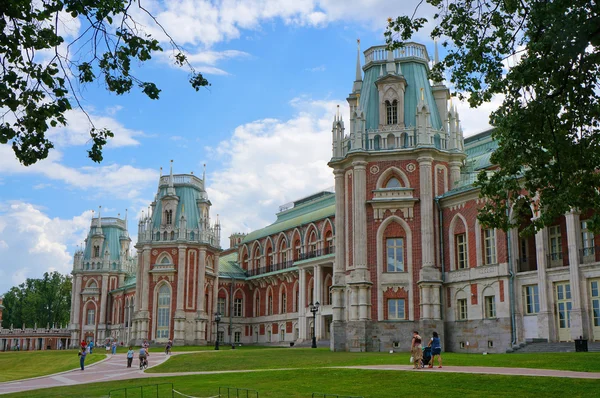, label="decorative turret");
[332,105,345,158]
[352,39,362,93]
[416,87,431,145]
